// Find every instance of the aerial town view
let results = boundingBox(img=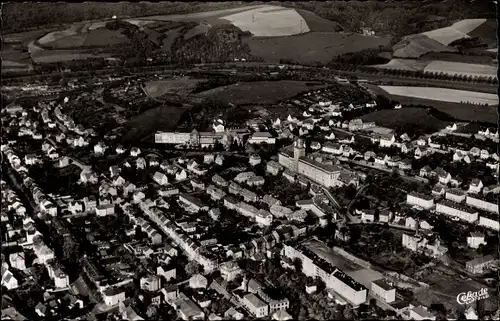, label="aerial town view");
[1,1,499,320]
